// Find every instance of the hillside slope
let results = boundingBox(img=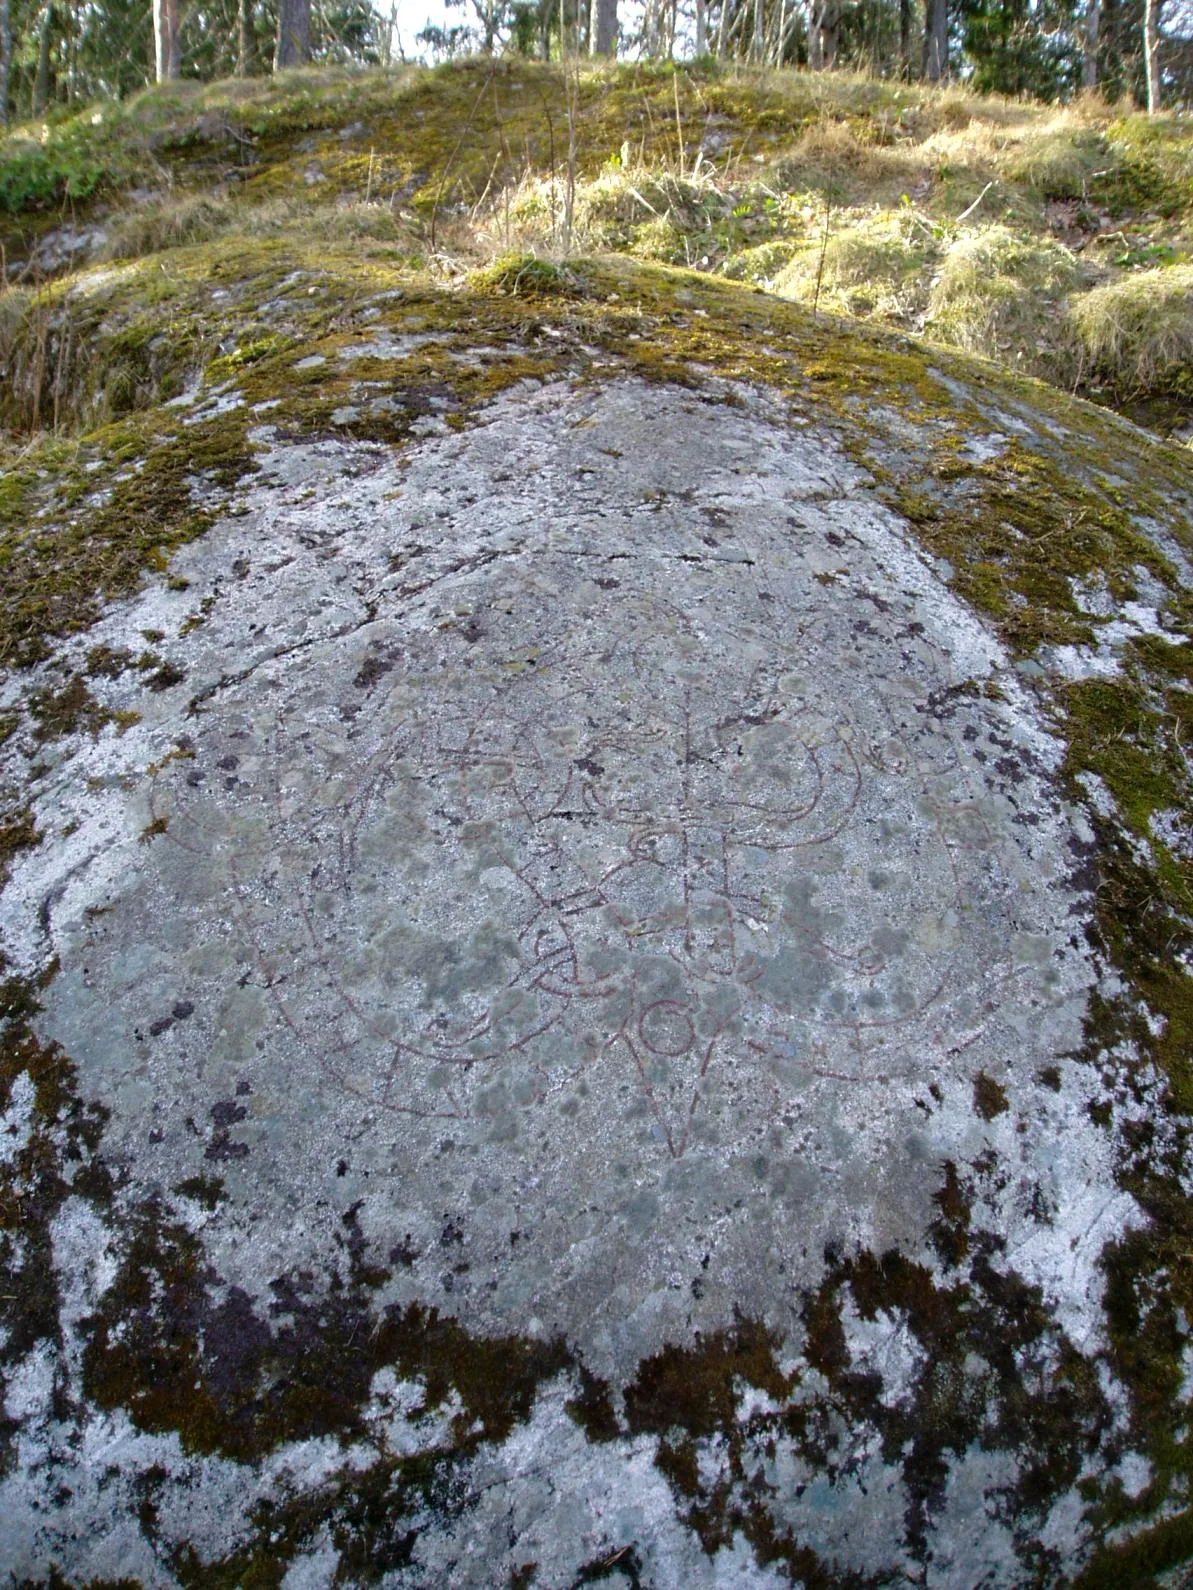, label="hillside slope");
[1,59,1192,440]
